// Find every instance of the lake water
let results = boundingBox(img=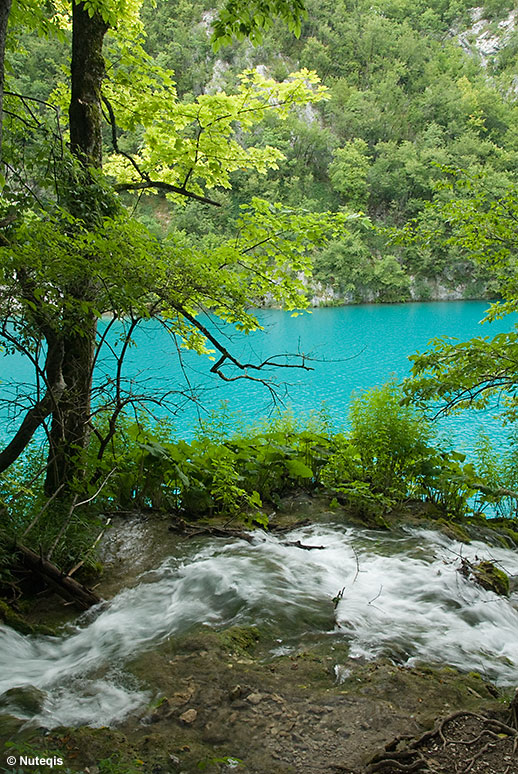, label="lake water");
[1,300,515,453]
[101,300,514,453]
